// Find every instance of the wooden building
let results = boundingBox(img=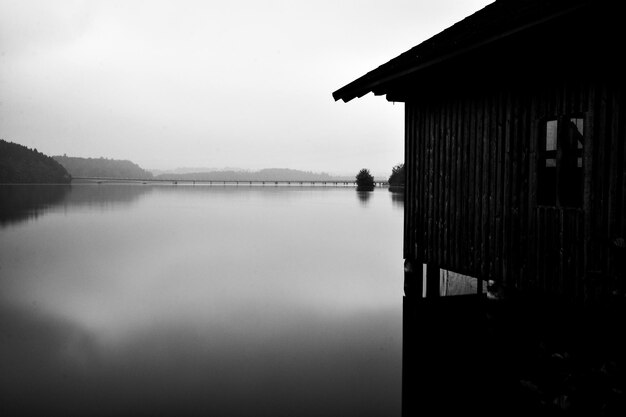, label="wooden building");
[334,0,625,305]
